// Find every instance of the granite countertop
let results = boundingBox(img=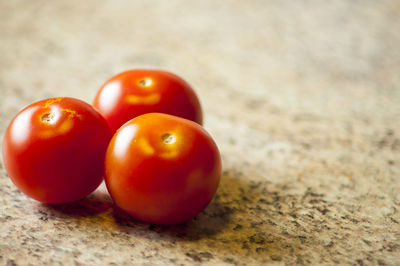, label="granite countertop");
[0,0,399,265]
